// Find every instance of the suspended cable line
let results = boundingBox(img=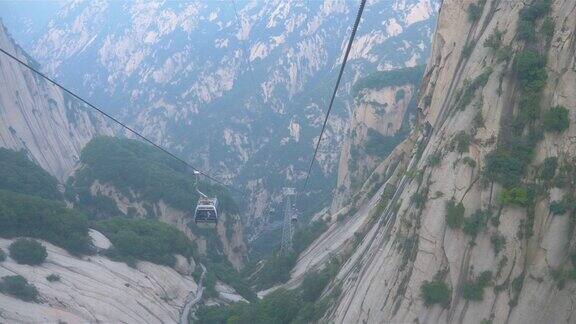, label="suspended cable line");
[0,46,242,194]
[303,0,366,189]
